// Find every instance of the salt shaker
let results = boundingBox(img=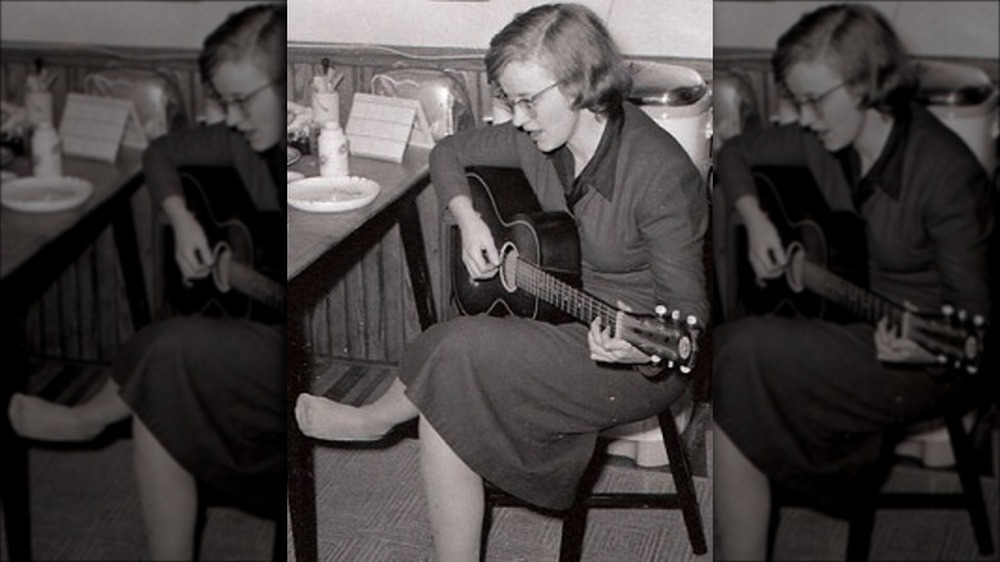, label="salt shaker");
[31,122,62,178]
[318,121,349,177]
